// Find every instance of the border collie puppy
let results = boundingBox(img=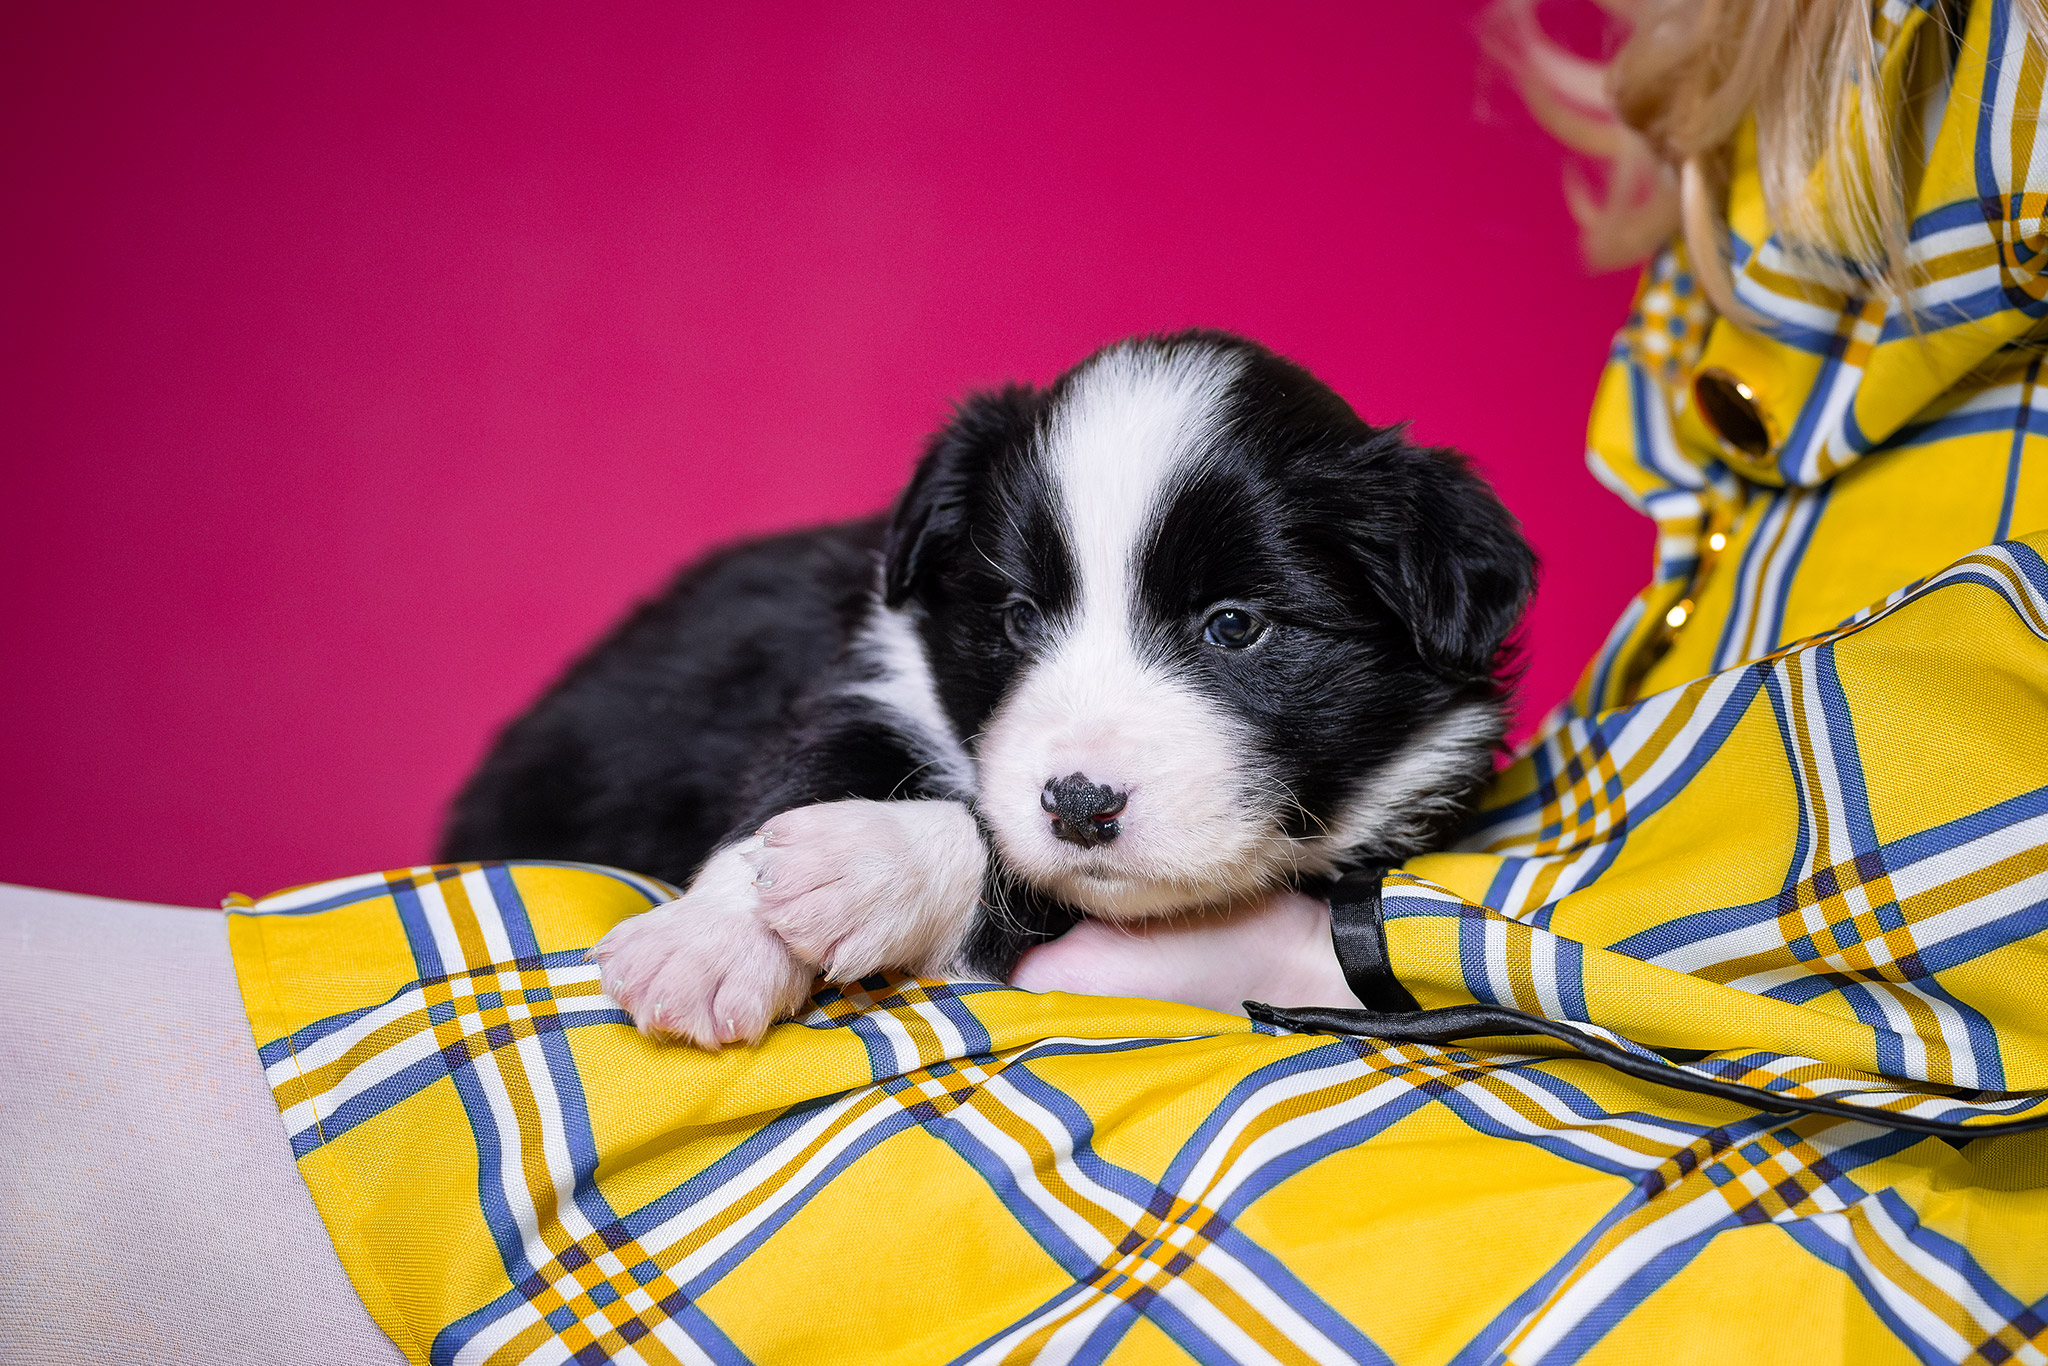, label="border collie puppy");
[441,330,1534,1048]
